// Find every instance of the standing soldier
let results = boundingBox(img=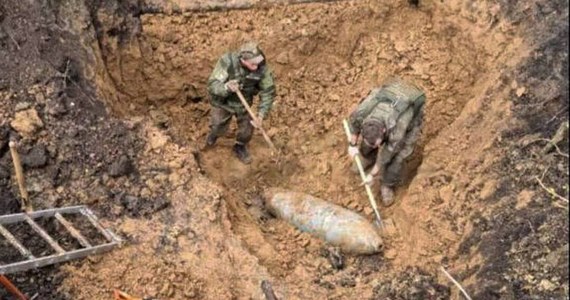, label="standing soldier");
[205,41,276,164]
[346,77,425,206]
